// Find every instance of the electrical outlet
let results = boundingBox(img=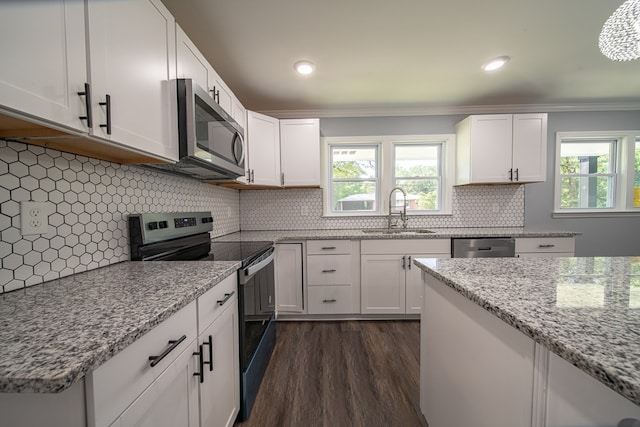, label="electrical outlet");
[20,201,49,235]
